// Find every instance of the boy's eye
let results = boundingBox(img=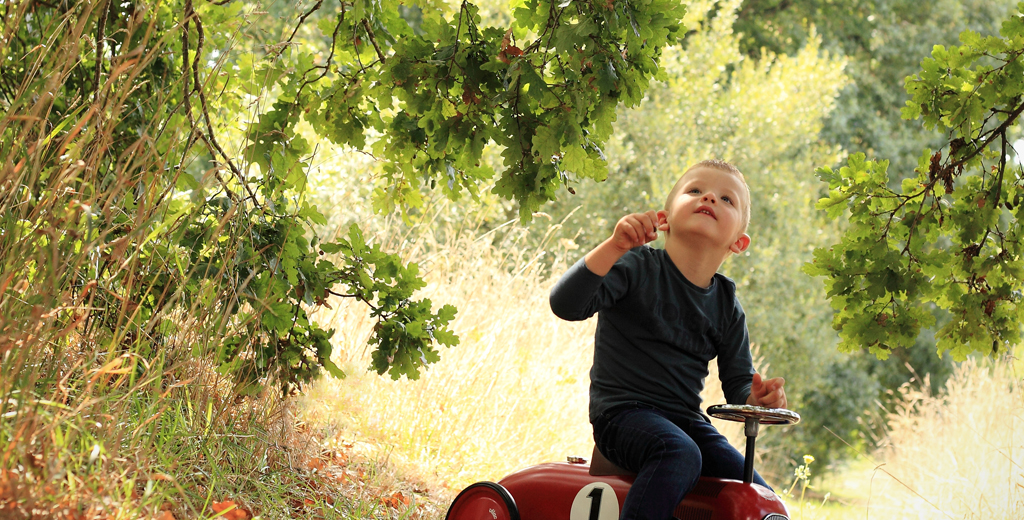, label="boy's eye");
[688,188,701,194]
[722,195,732,204]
